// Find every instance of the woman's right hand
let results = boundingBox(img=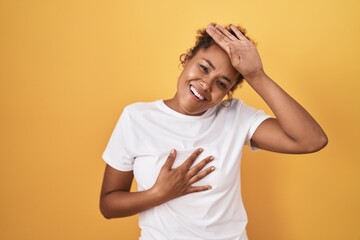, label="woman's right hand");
[100,148,215,218]
[150,148,215,203]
